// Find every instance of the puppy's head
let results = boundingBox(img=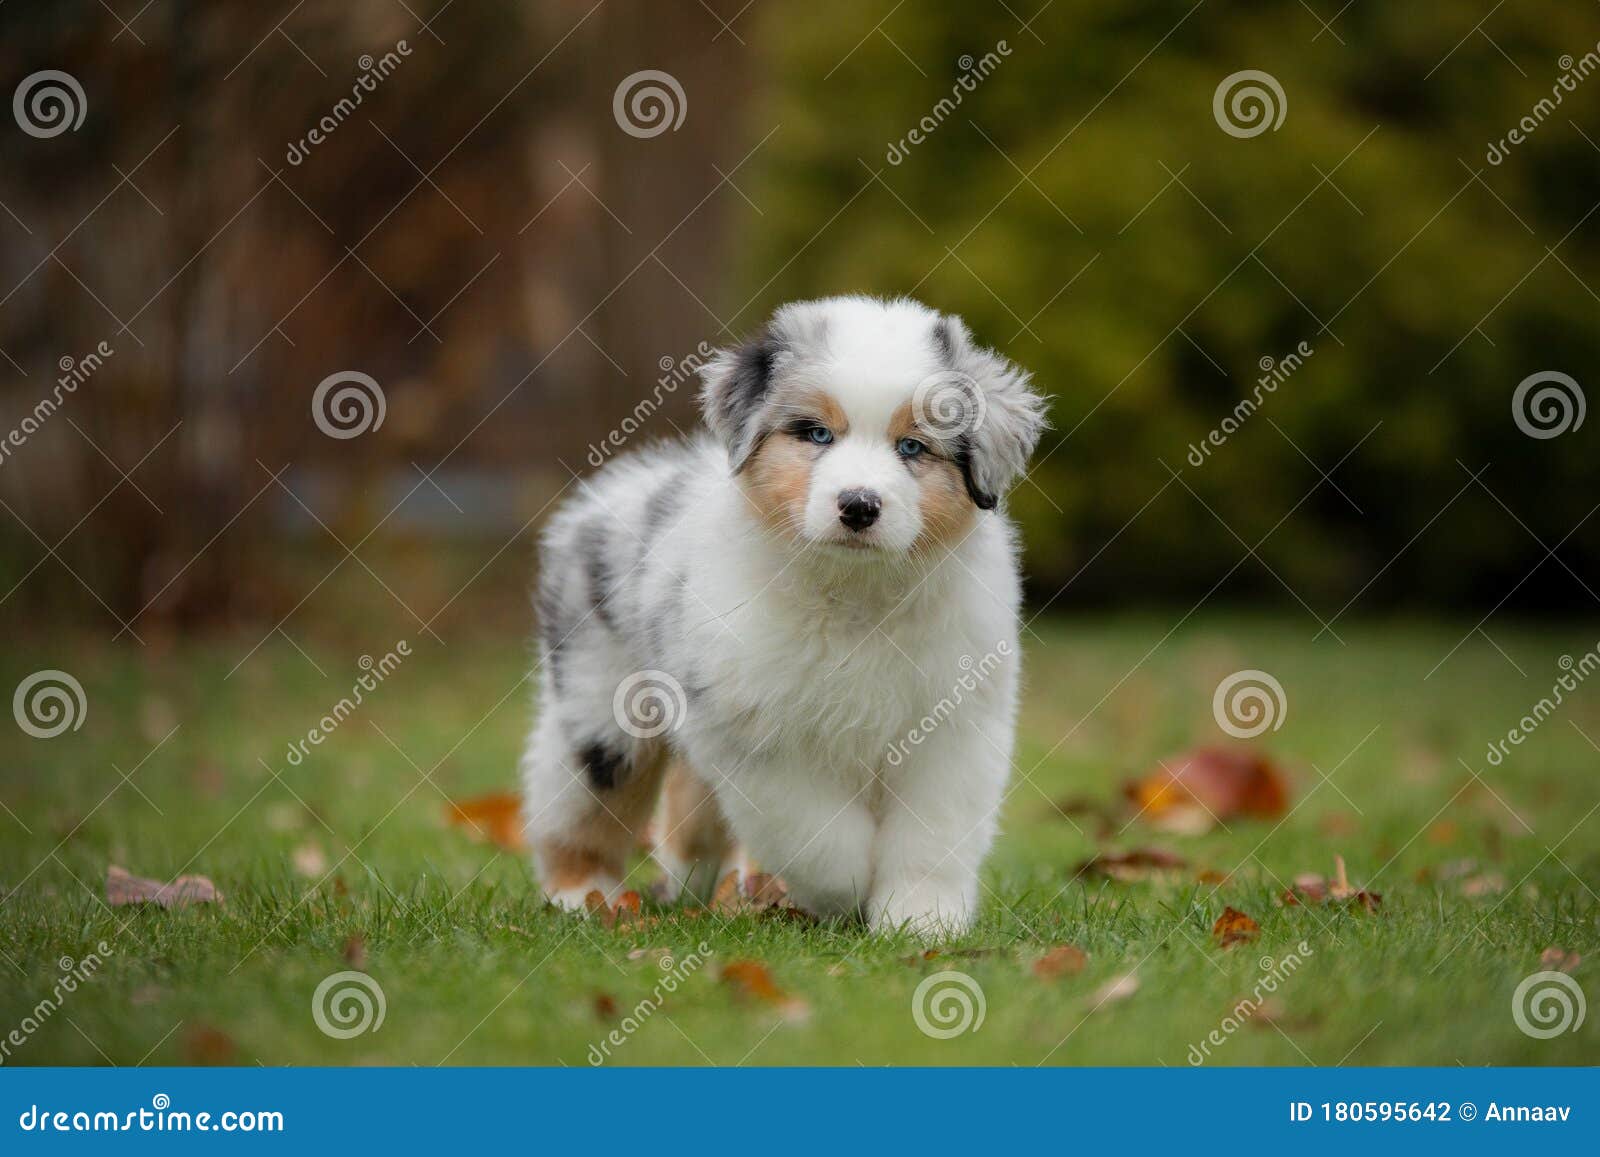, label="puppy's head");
[698,296,1046,555]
